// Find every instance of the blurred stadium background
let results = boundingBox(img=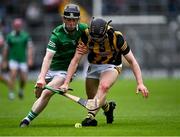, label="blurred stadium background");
[1,0,180,79]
